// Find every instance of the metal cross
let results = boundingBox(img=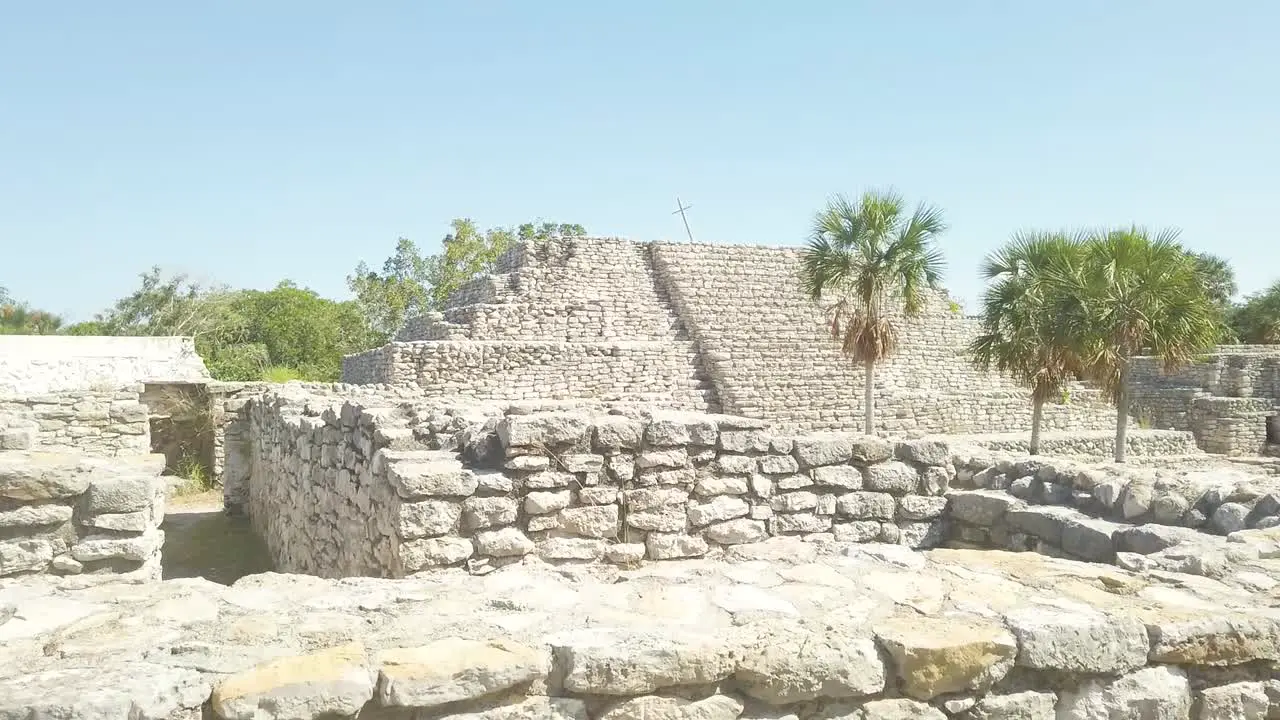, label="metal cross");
[672,197,695,243]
